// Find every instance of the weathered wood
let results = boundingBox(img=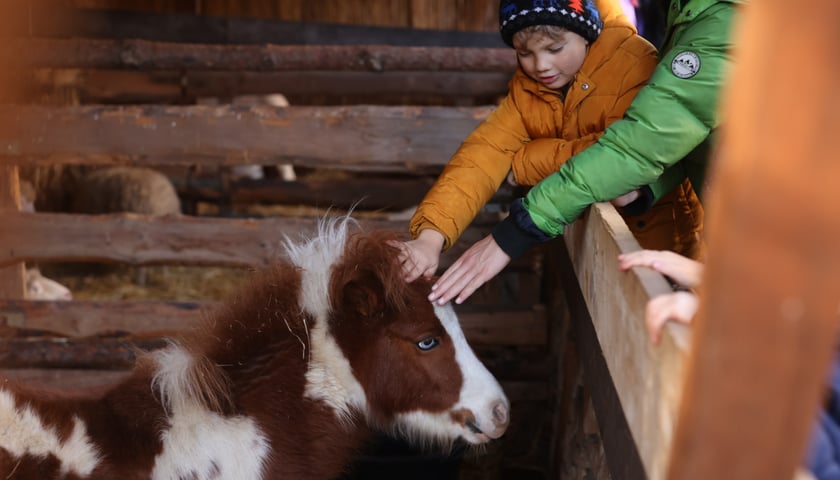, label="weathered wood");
[69,70,510,104]
[0,165,25,300]
[563,202,689,480]
[0,104,490,173]
[0,300,547,346]
[0,212,406,266]
[4,38,515,72]
[0,334,169,369]
[17,6,504,47]
[666,2,840,479]
[0,368,129,390]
